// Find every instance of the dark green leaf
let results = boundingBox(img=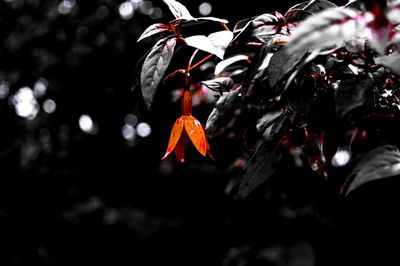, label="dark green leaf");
[256,109,288,140]
[137,23,170,43]
[267,45,308,88]
[201,77,234,92]
[140,37,177,110]
[335,74,373,117]
[241,43,273,96]
[205,87,240,137]
[342,145,400,196]
[238,142,281,198]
